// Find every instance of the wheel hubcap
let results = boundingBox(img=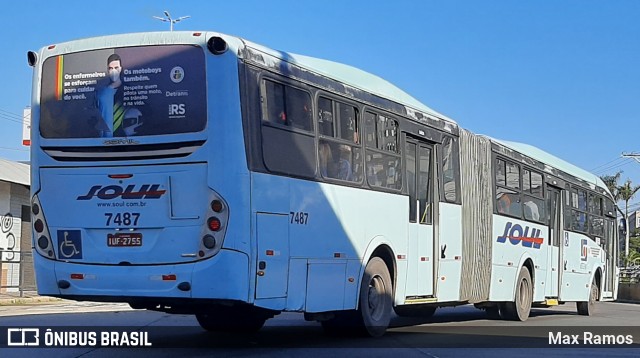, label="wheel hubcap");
[368,275,385,321]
